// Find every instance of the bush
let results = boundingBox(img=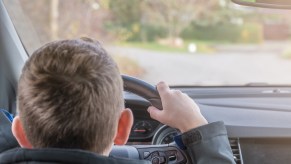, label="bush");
[282,47,291,59]
[181,22,263,44]
[239,23,263,43]
[142,25,167,42]
[105,22,167,42]
[129,25,167,42]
